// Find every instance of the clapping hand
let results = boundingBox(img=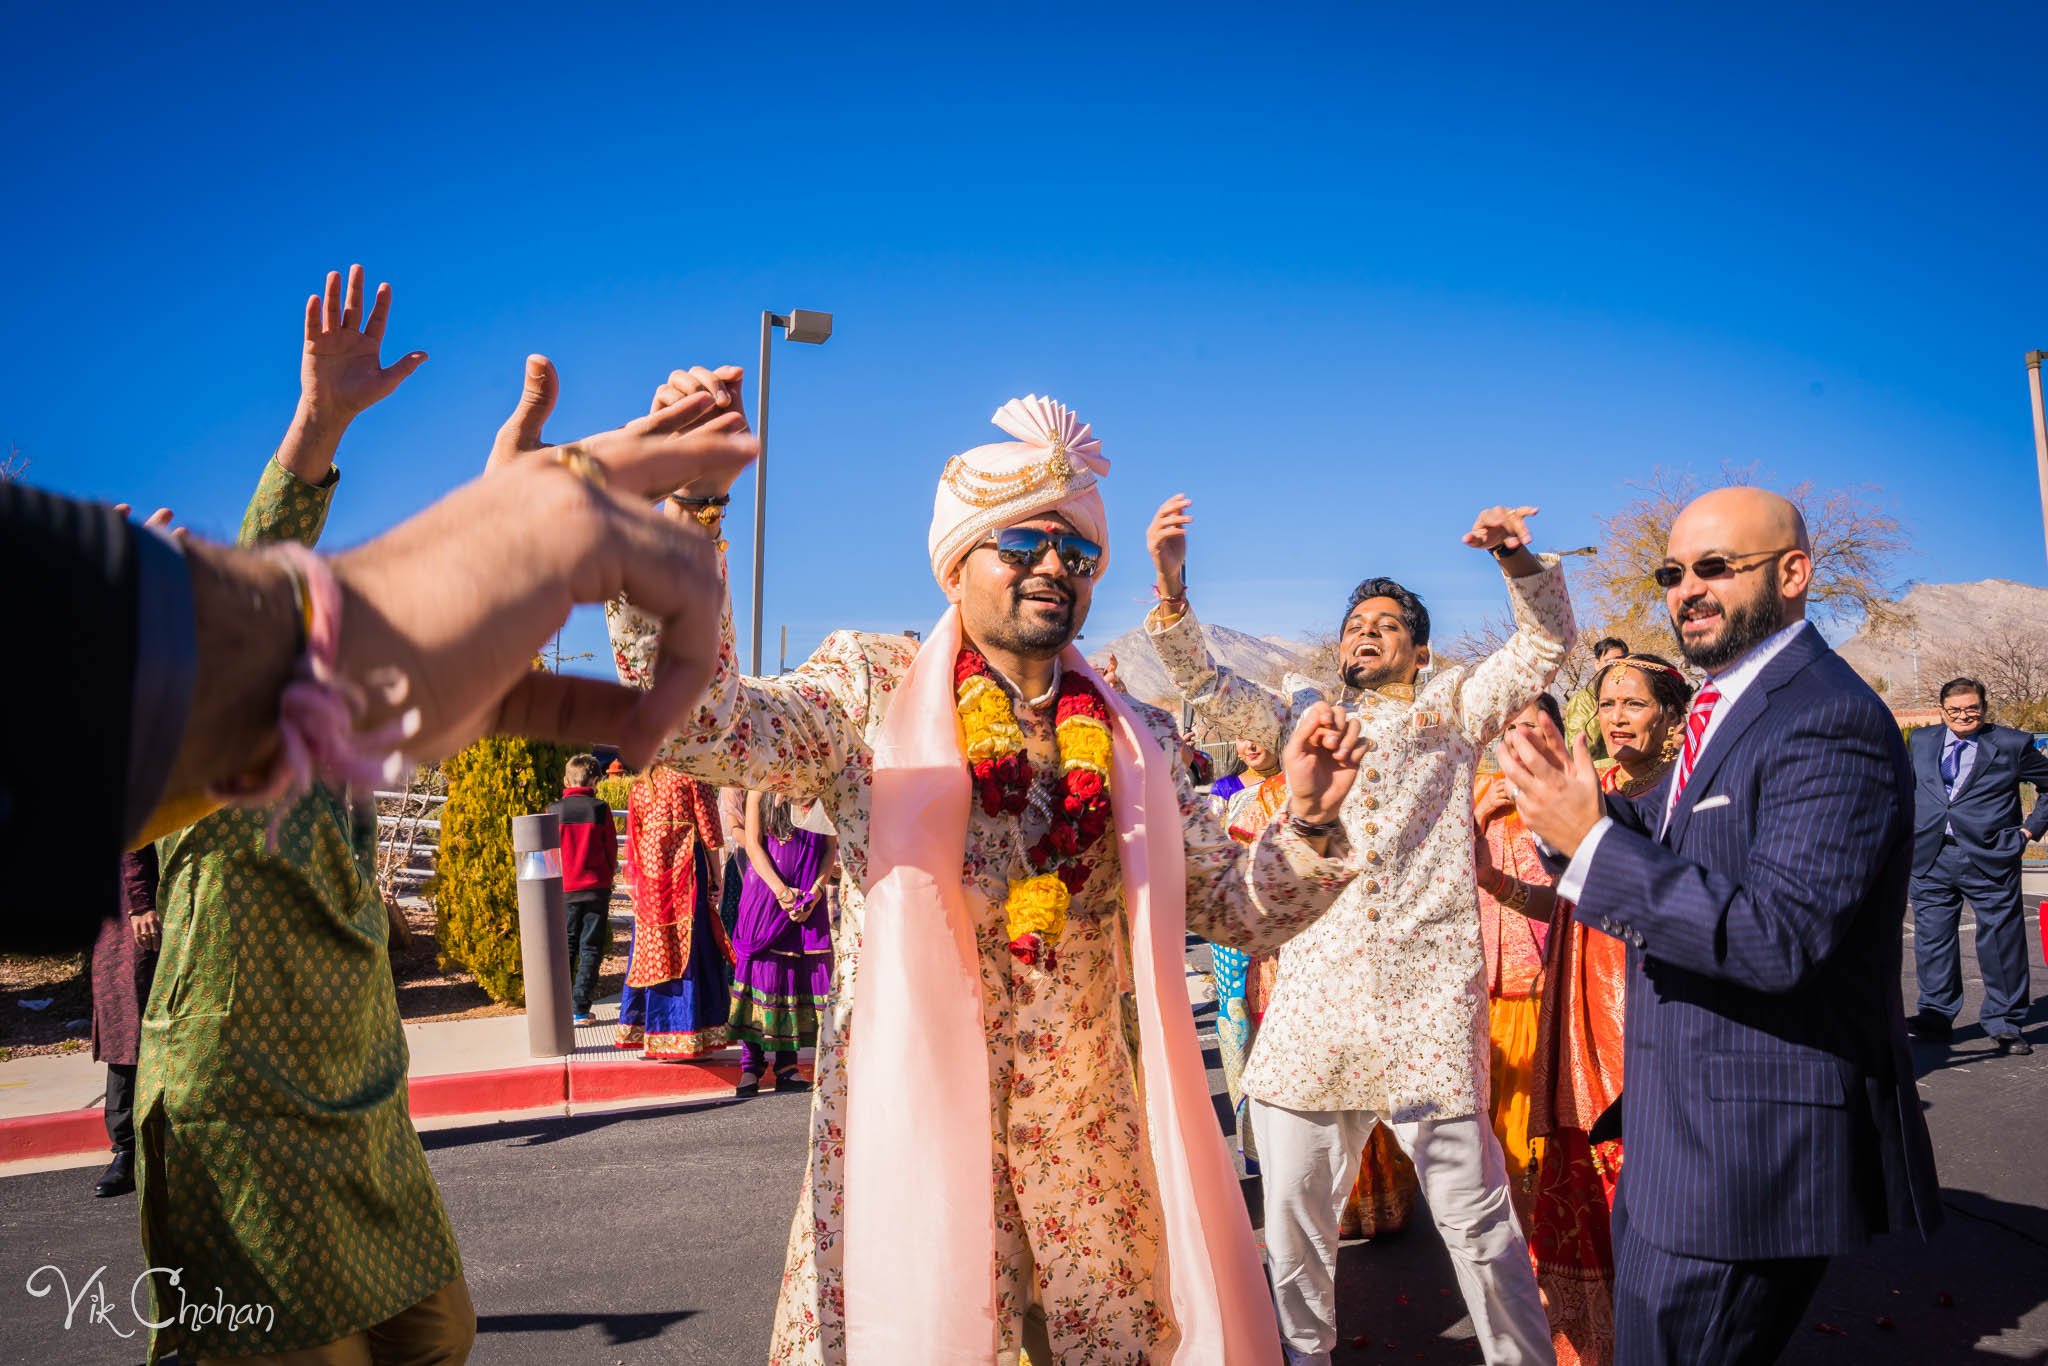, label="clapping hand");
[301,264,427,427]
[1474,776,1518,828]
[1283,701,1365,826]
[1494,713,1604,857]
